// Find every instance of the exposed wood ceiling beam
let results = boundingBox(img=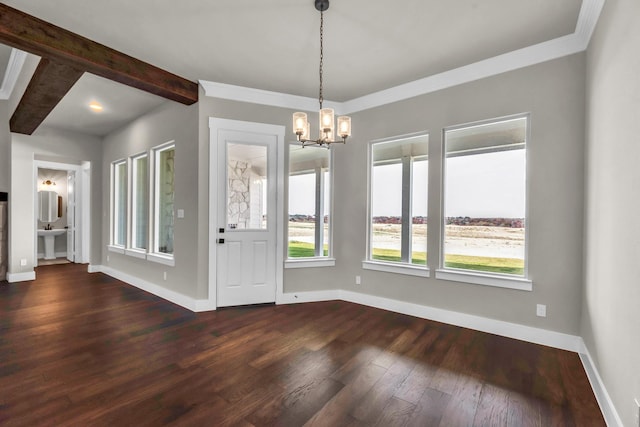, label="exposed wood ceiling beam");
[0,3,198,134]
[9,58,83,135]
